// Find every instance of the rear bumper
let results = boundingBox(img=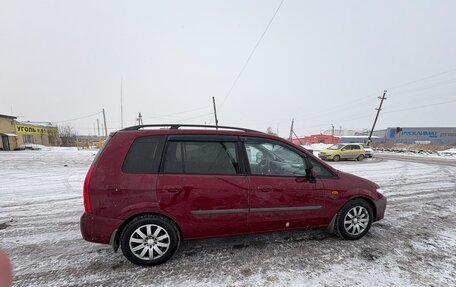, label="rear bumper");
[80,212,123,244]
[374,195,387,221]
